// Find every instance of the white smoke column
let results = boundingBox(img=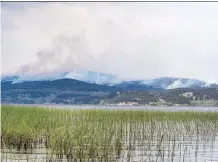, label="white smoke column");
[16,6,151,76]
[2,2,218,80]
[17,30,94,75]
[205,78,217,87]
